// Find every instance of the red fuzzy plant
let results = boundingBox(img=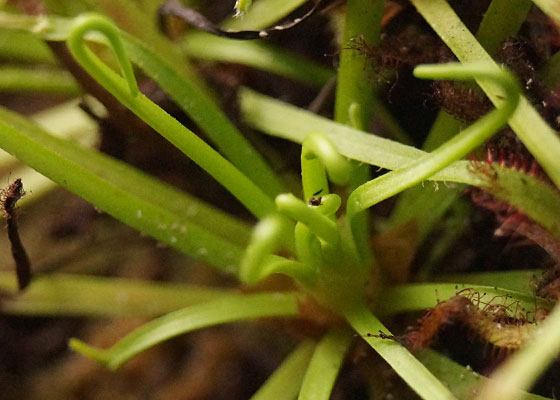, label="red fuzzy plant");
[372,289,540,358]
